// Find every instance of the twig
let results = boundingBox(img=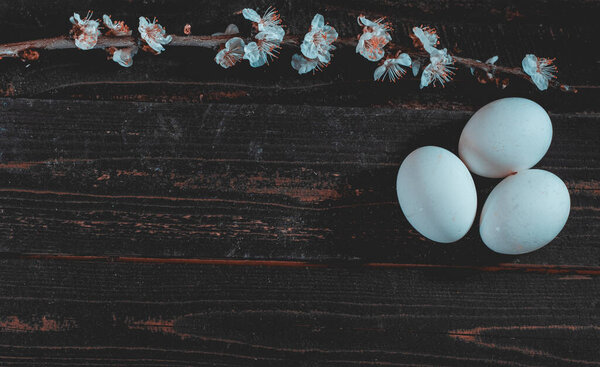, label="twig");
[0,36,134,57]
[453,56,526,77]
